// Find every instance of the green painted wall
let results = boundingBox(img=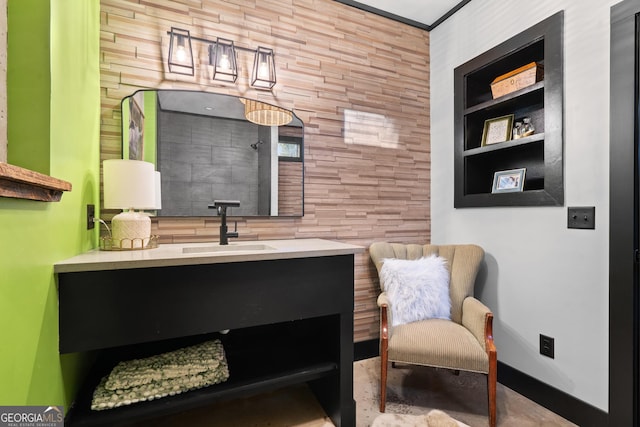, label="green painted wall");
[143,91,157,165]
[0,0,100,410]
[121,97,130,159]
[6,0,50,173]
